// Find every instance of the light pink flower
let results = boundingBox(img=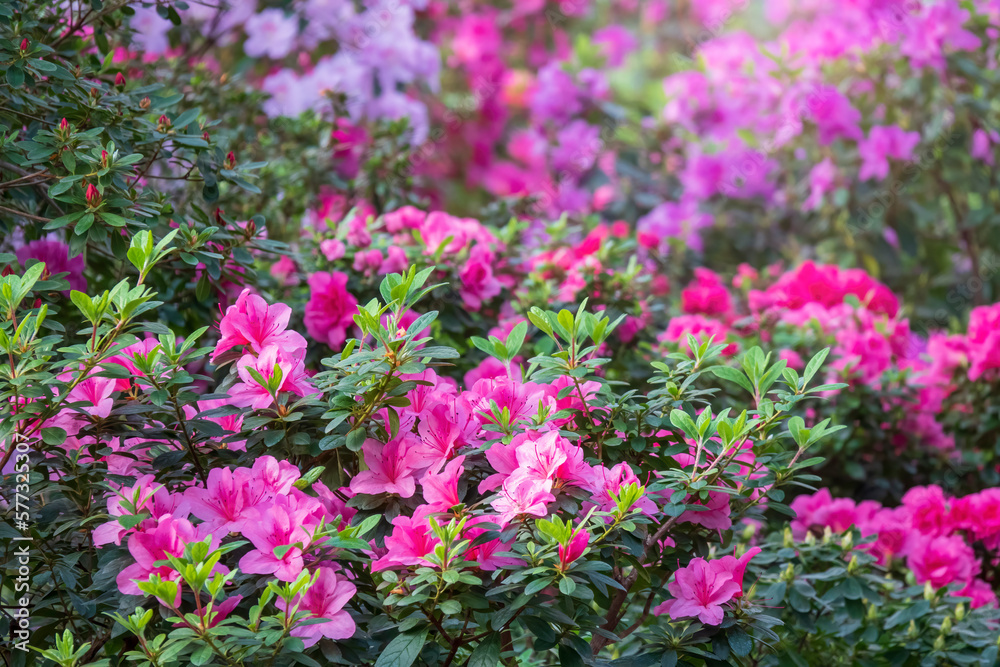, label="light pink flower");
[277,568,357,646]
[213,289,307,363]
[491,471,555,526]
[239,495,317,582]
[229,346,316,410]
[305,271,358,349]
[653,557,743,625]
[350,436,421,498]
